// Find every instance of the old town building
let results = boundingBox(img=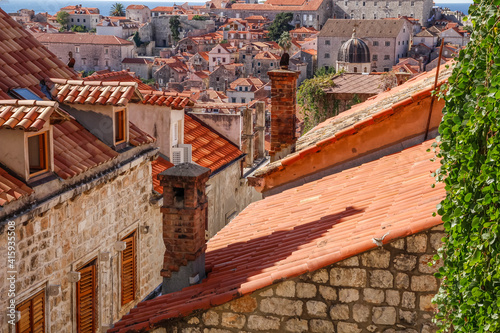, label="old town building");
[60,4,102,30]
